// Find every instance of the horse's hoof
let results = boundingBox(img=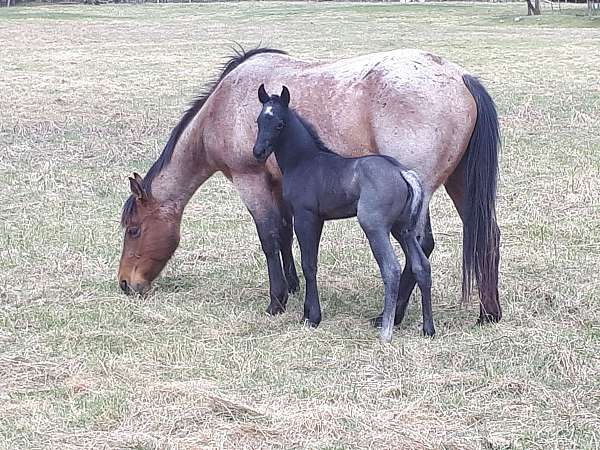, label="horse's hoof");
[370,315,383,329]
[422,327,435,338]
[371,314,405,329]
[477,312,501,325]
[302,317,320,328]
[266,301,286,316]
[287,275,300,294]
[379,329,393,344]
